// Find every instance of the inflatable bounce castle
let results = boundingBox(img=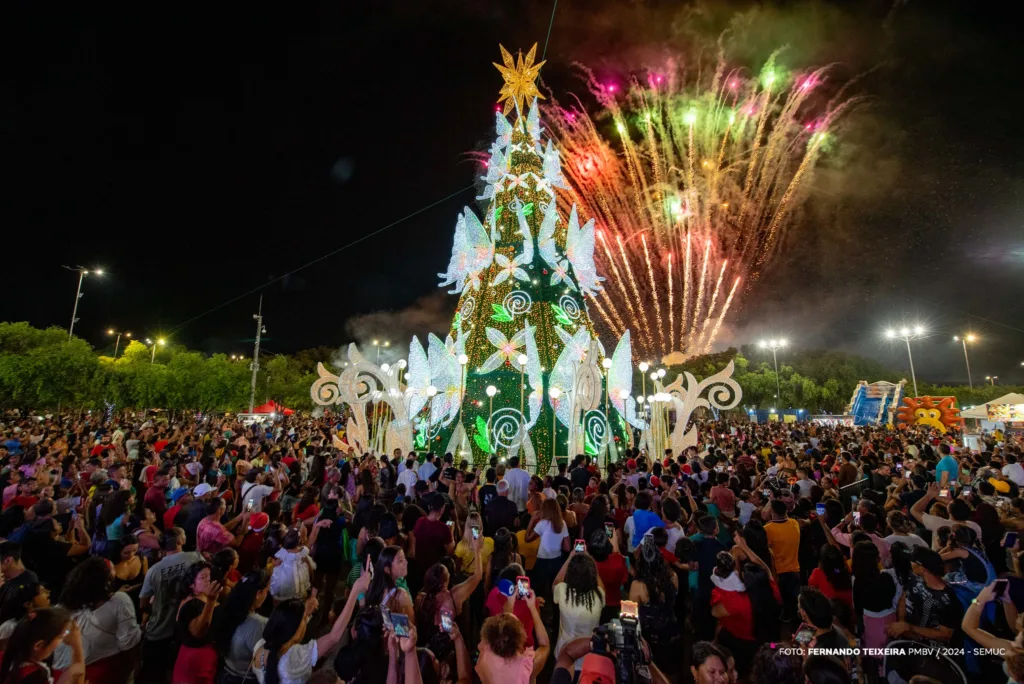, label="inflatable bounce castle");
[846,380,906,426]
